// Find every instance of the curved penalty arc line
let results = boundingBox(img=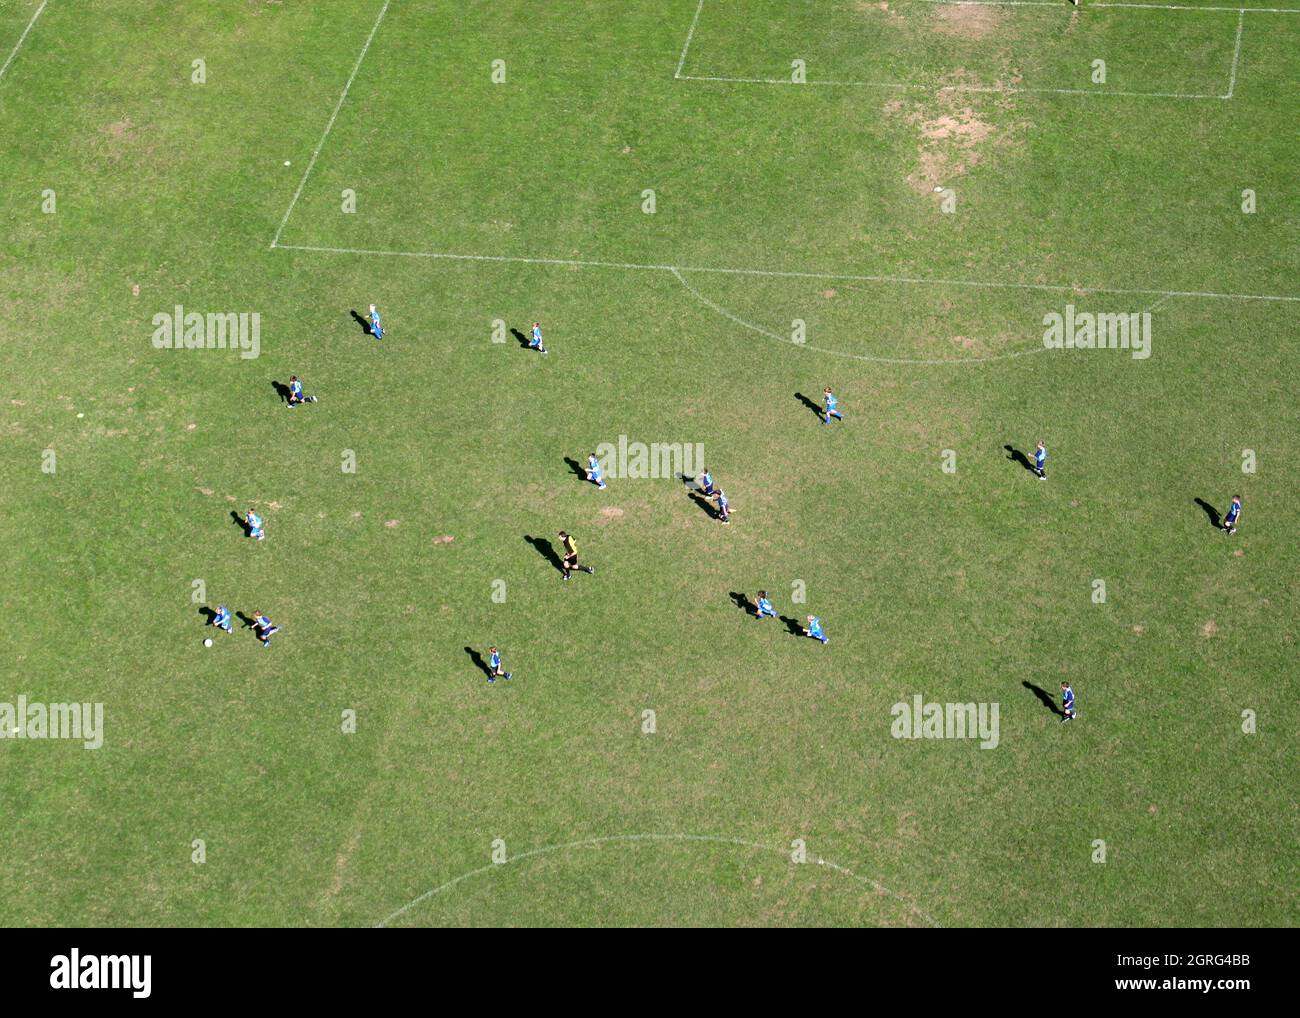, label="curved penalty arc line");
[375,832,942,928]
[669,267,1057,366]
